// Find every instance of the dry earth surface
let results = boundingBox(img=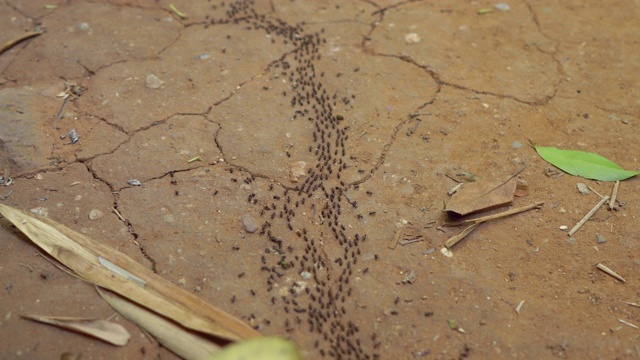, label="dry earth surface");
[1,1,639,359]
